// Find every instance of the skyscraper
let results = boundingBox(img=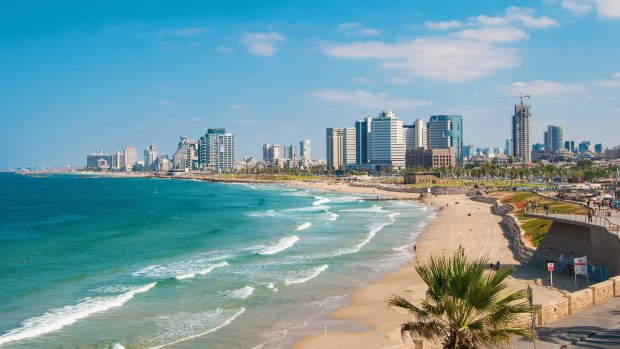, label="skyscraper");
[199,128,235,172]
[123,146,137,171]
[355,116,372,165]
[173,137,198,170]
[144,144,157,170]
[512,98,531,163]
[544,125,564,153]
[343,127,357,166]
[262,144,280,163]
[564,140,575,153]
[427,115,463,164]
[367,109,405,168]
[299,139,311,161]
[403,118,428,152]
[326,128,344,170]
